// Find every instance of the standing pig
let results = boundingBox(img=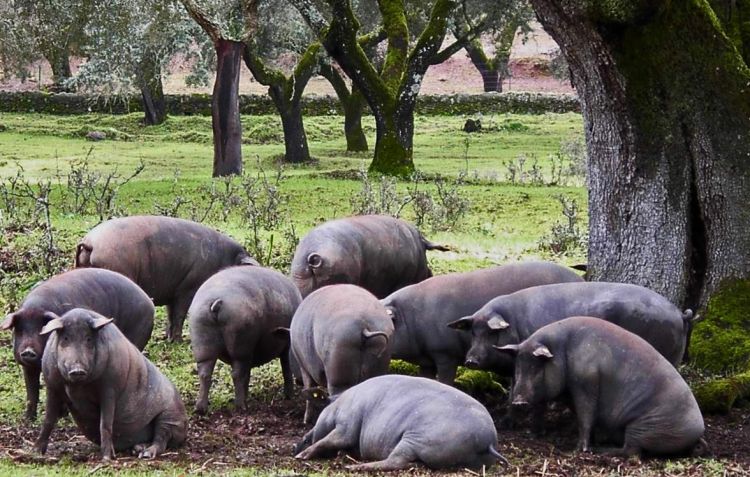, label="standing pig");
[382,261,583,384]
[36,308,187,460]
[496,316,704,455]
[290,215,448,298]
[75,215,258,341]
[449,281,697,373]
[188,266,302,414]
[294,375,508,470]
[290,284,393,424]
[2,268,155,420]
